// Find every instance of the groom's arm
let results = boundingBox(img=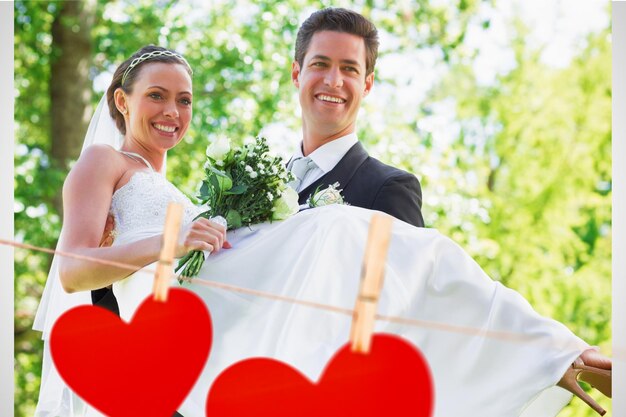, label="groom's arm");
[371,174,424,227]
